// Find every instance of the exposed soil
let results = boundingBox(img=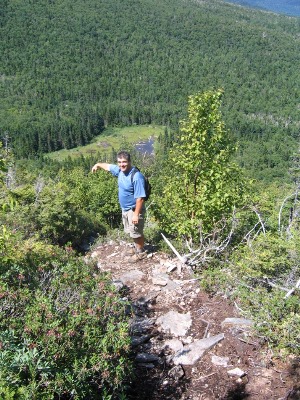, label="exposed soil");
[89,241,300,400]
